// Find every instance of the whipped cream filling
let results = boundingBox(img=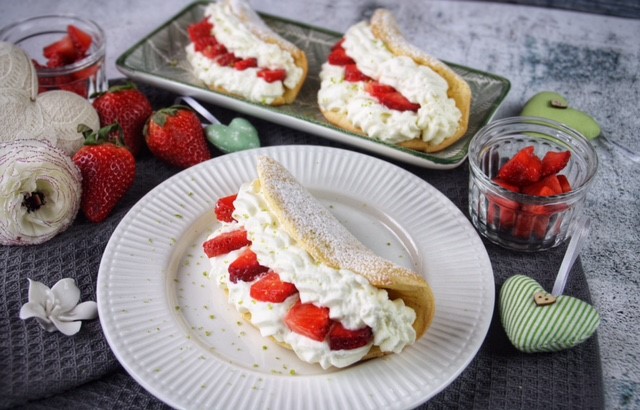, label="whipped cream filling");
[318,21,461,146]
[186,3,303,104]
[207,181,417,369]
